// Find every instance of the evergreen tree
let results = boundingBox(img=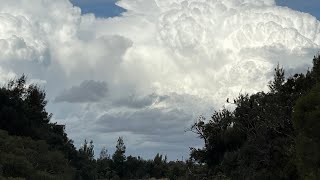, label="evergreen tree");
[77,140,96,180]
[293,83,320,179]
[189,60,320,179]
[0,130,75,179]
[268,63,285,93]
[112,137,126,178]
